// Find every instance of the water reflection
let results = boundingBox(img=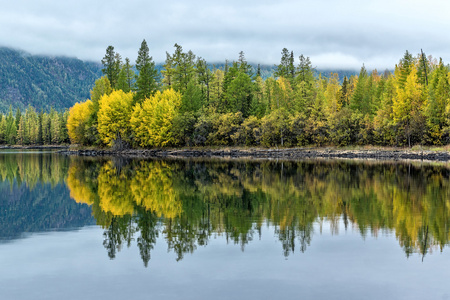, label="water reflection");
[66,157,450,265]
[0,152,94,240]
